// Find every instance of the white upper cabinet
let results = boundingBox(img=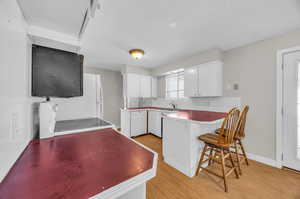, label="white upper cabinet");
[126,73,140,98]
[140,75,152,98]
[151,77,158,98]
[184,60,223,97]
[198,61,223,96]
[184,66,199,97]
[124,73,157,98]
